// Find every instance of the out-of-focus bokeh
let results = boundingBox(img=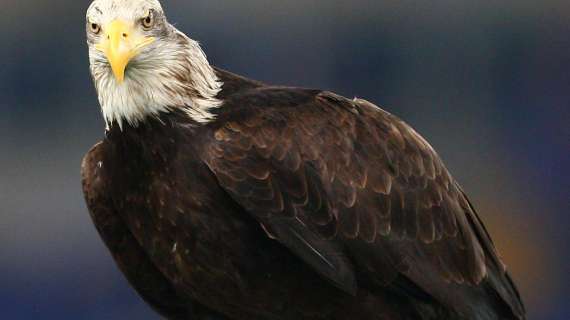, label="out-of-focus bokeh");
[0,0,568,319]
